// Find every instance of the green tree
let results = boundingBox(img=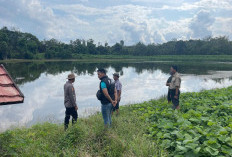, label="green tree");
[87,39,97,54]
[134,42,147,56]
[0,41,8,59]
[174,40,187,55]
